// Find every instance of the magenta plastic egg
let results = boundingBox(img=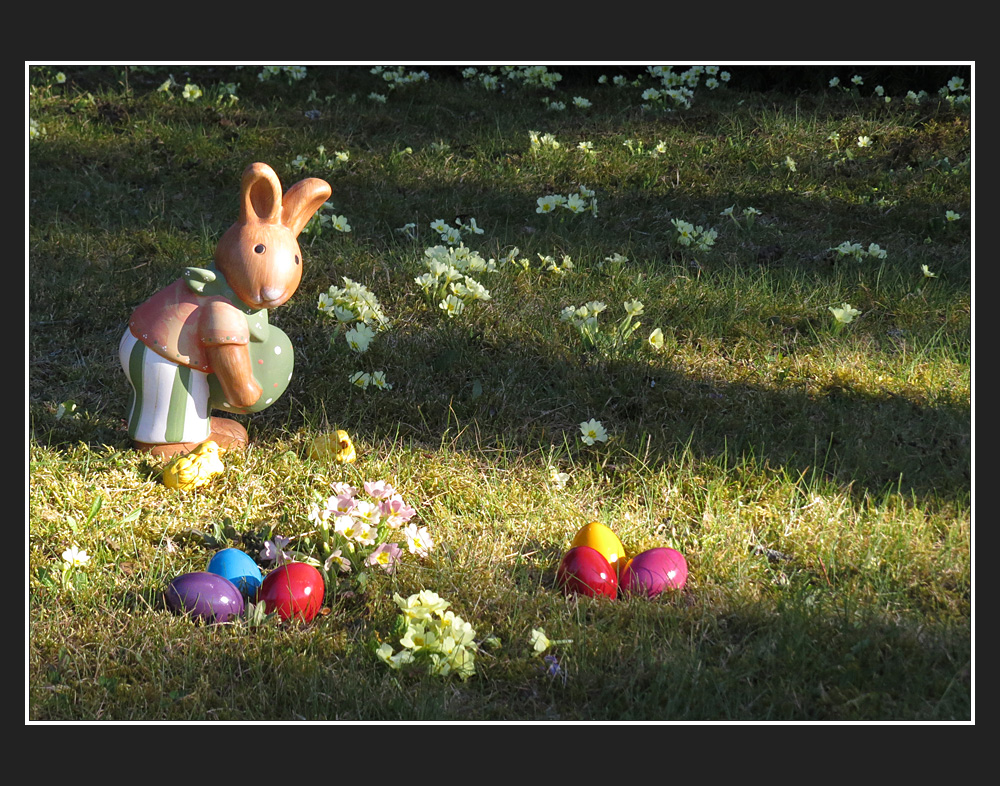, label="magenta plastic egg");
[165,572,245,622]
[259,562,325,622]
[207,548,263,598]
[620,548,688,597]
[557,546,618,599]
